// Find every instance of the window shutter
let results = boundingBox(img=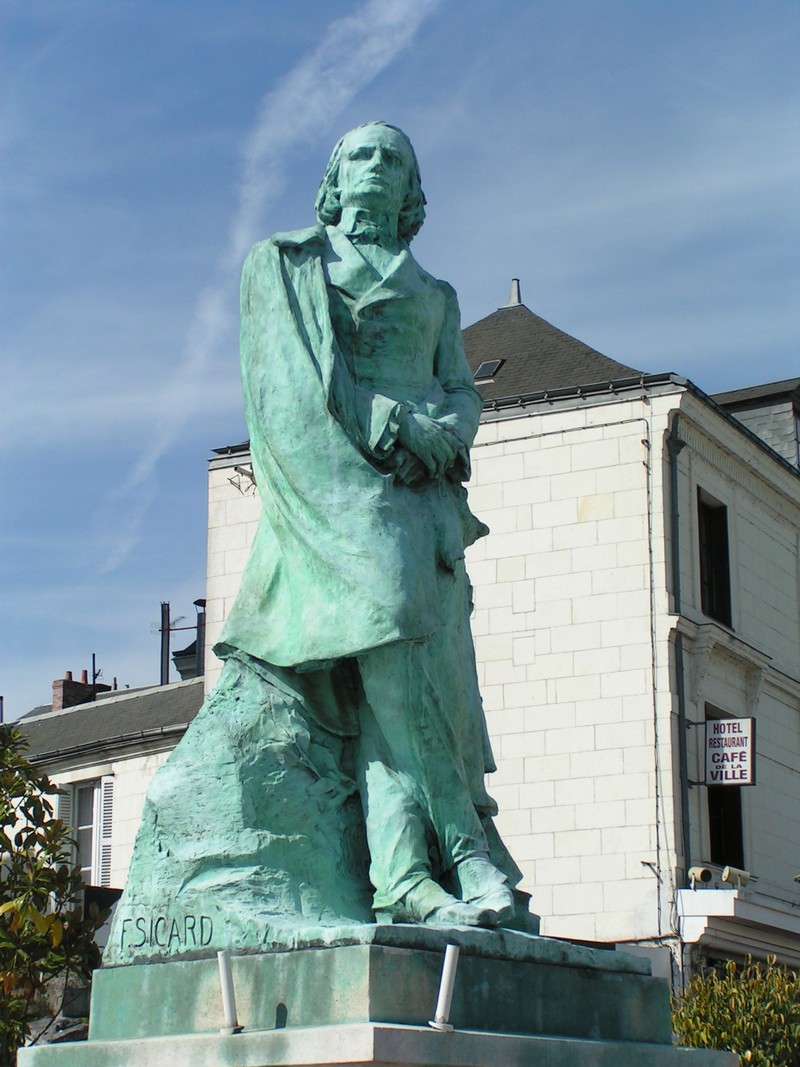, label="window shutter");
[98,777,114,887]
[55,787,76,864]
[55,787,73,828]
